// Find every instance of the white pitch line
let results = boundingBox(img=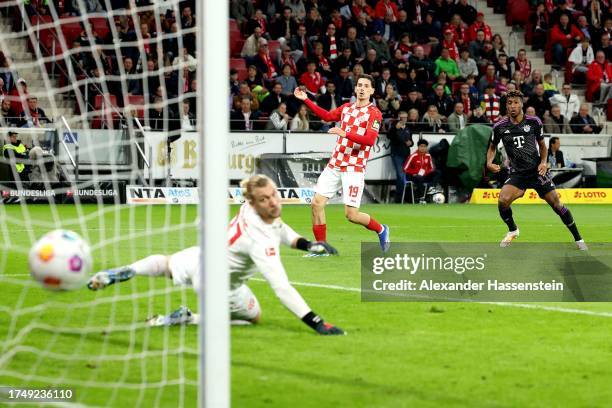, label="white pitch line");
[251,278,612,318]
[5,276,612,318]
